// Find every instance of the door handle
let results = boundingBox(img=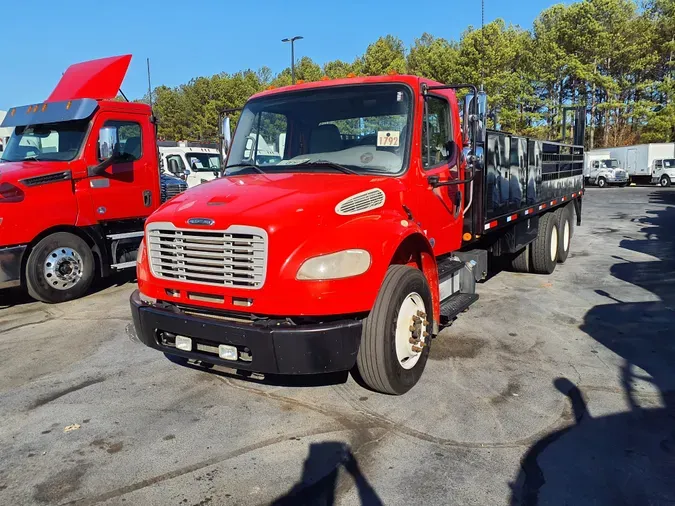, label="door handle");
[454,191,462,218]
[143,190,152,207]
